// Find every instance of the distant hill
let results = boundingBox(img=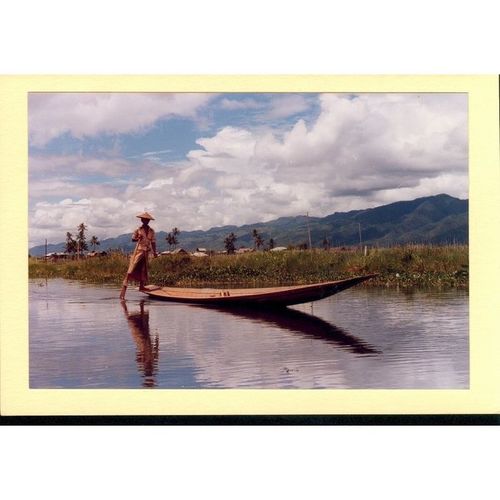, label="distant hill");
[29,194,468,256]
